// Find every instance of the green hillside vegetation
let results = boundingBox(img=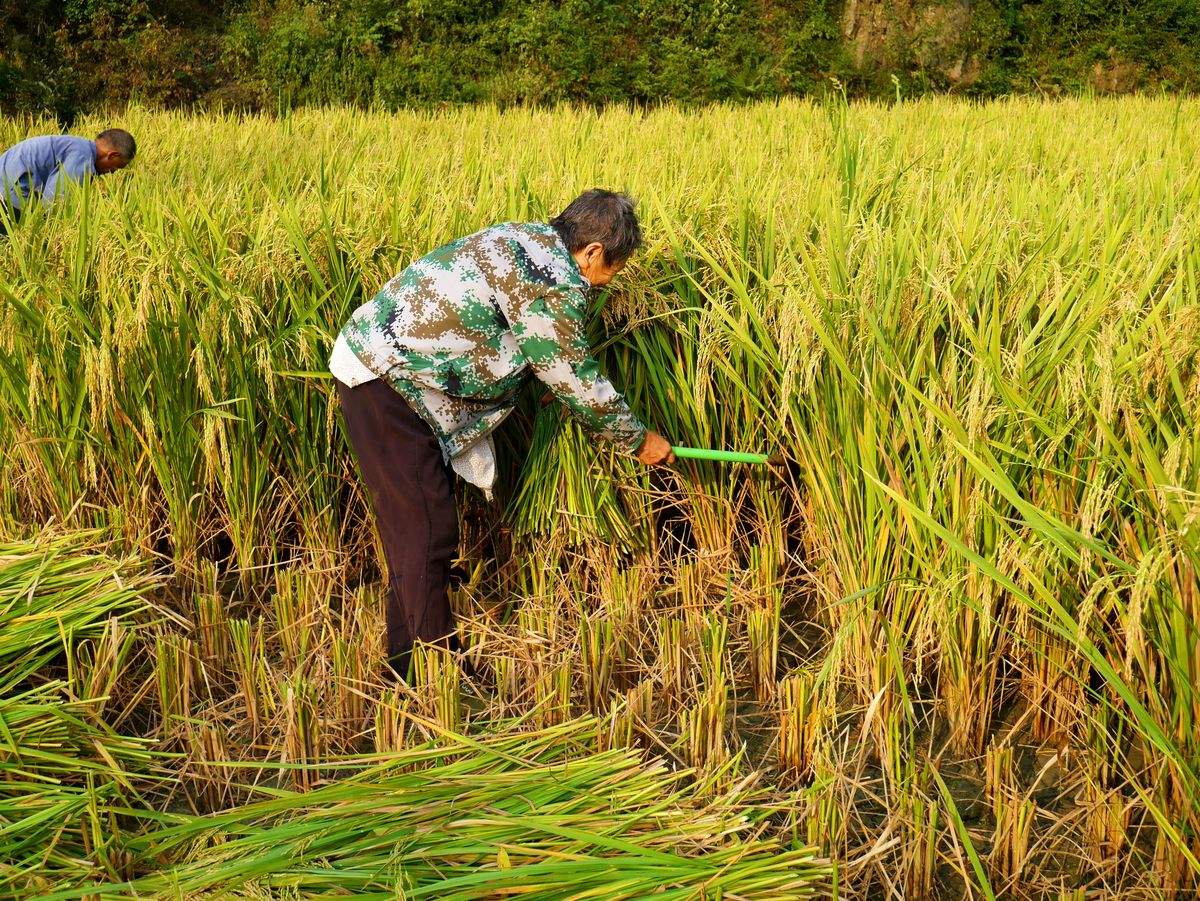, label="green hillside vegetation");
[2,0,1198,120]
